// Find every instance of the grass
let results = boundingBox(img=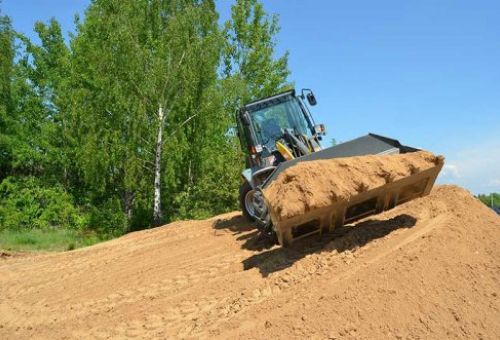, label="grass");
[0,229,108,252]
